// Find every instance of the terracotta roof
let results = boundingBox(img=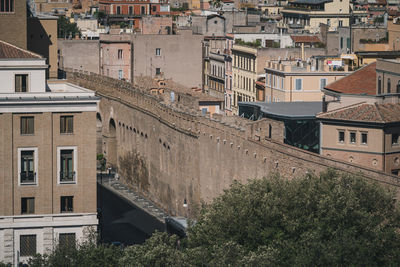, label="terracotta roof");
[317,102,400,123]
[290,35,321,43]
[324,62,376,95]
[0,40,42,59]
